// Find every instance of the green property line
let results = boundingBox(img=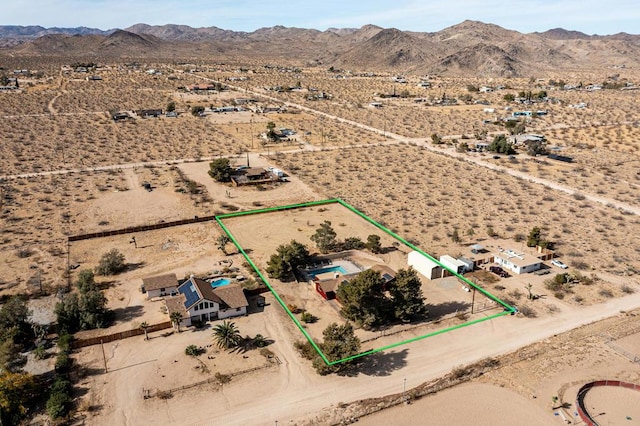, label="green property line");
[215,216,331,365]
[216,198,515,365]
[336,199,515,312]
[330,310,511,365]
[216,198,339,220]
